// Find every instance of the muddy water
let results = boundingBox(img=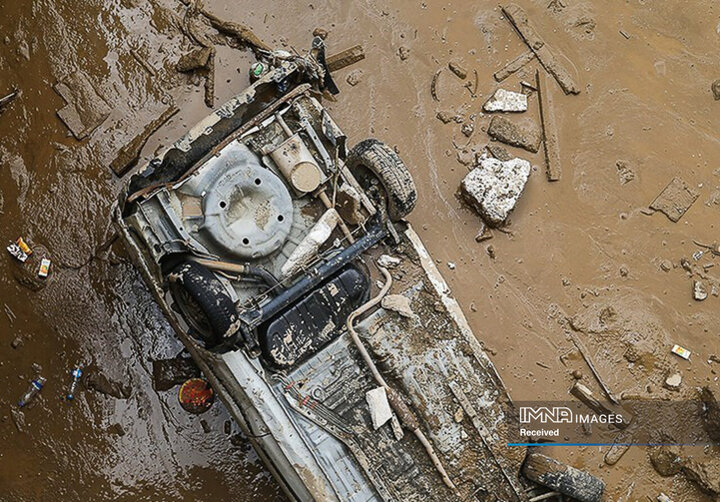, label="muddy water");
[1,0,719,500]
